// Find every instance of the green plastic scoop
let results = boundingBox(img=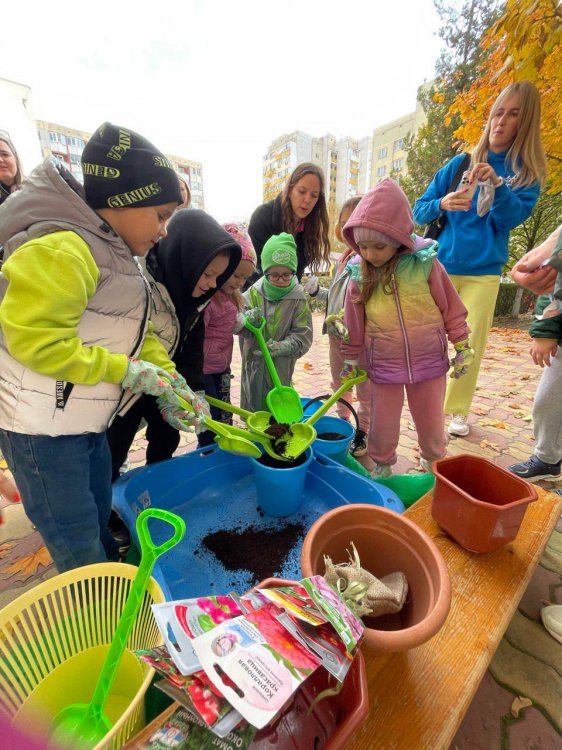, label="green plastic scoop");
[244,313,303,424]
[49,508,185,749]
[301,369,368,430]
[199,396,315,461]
